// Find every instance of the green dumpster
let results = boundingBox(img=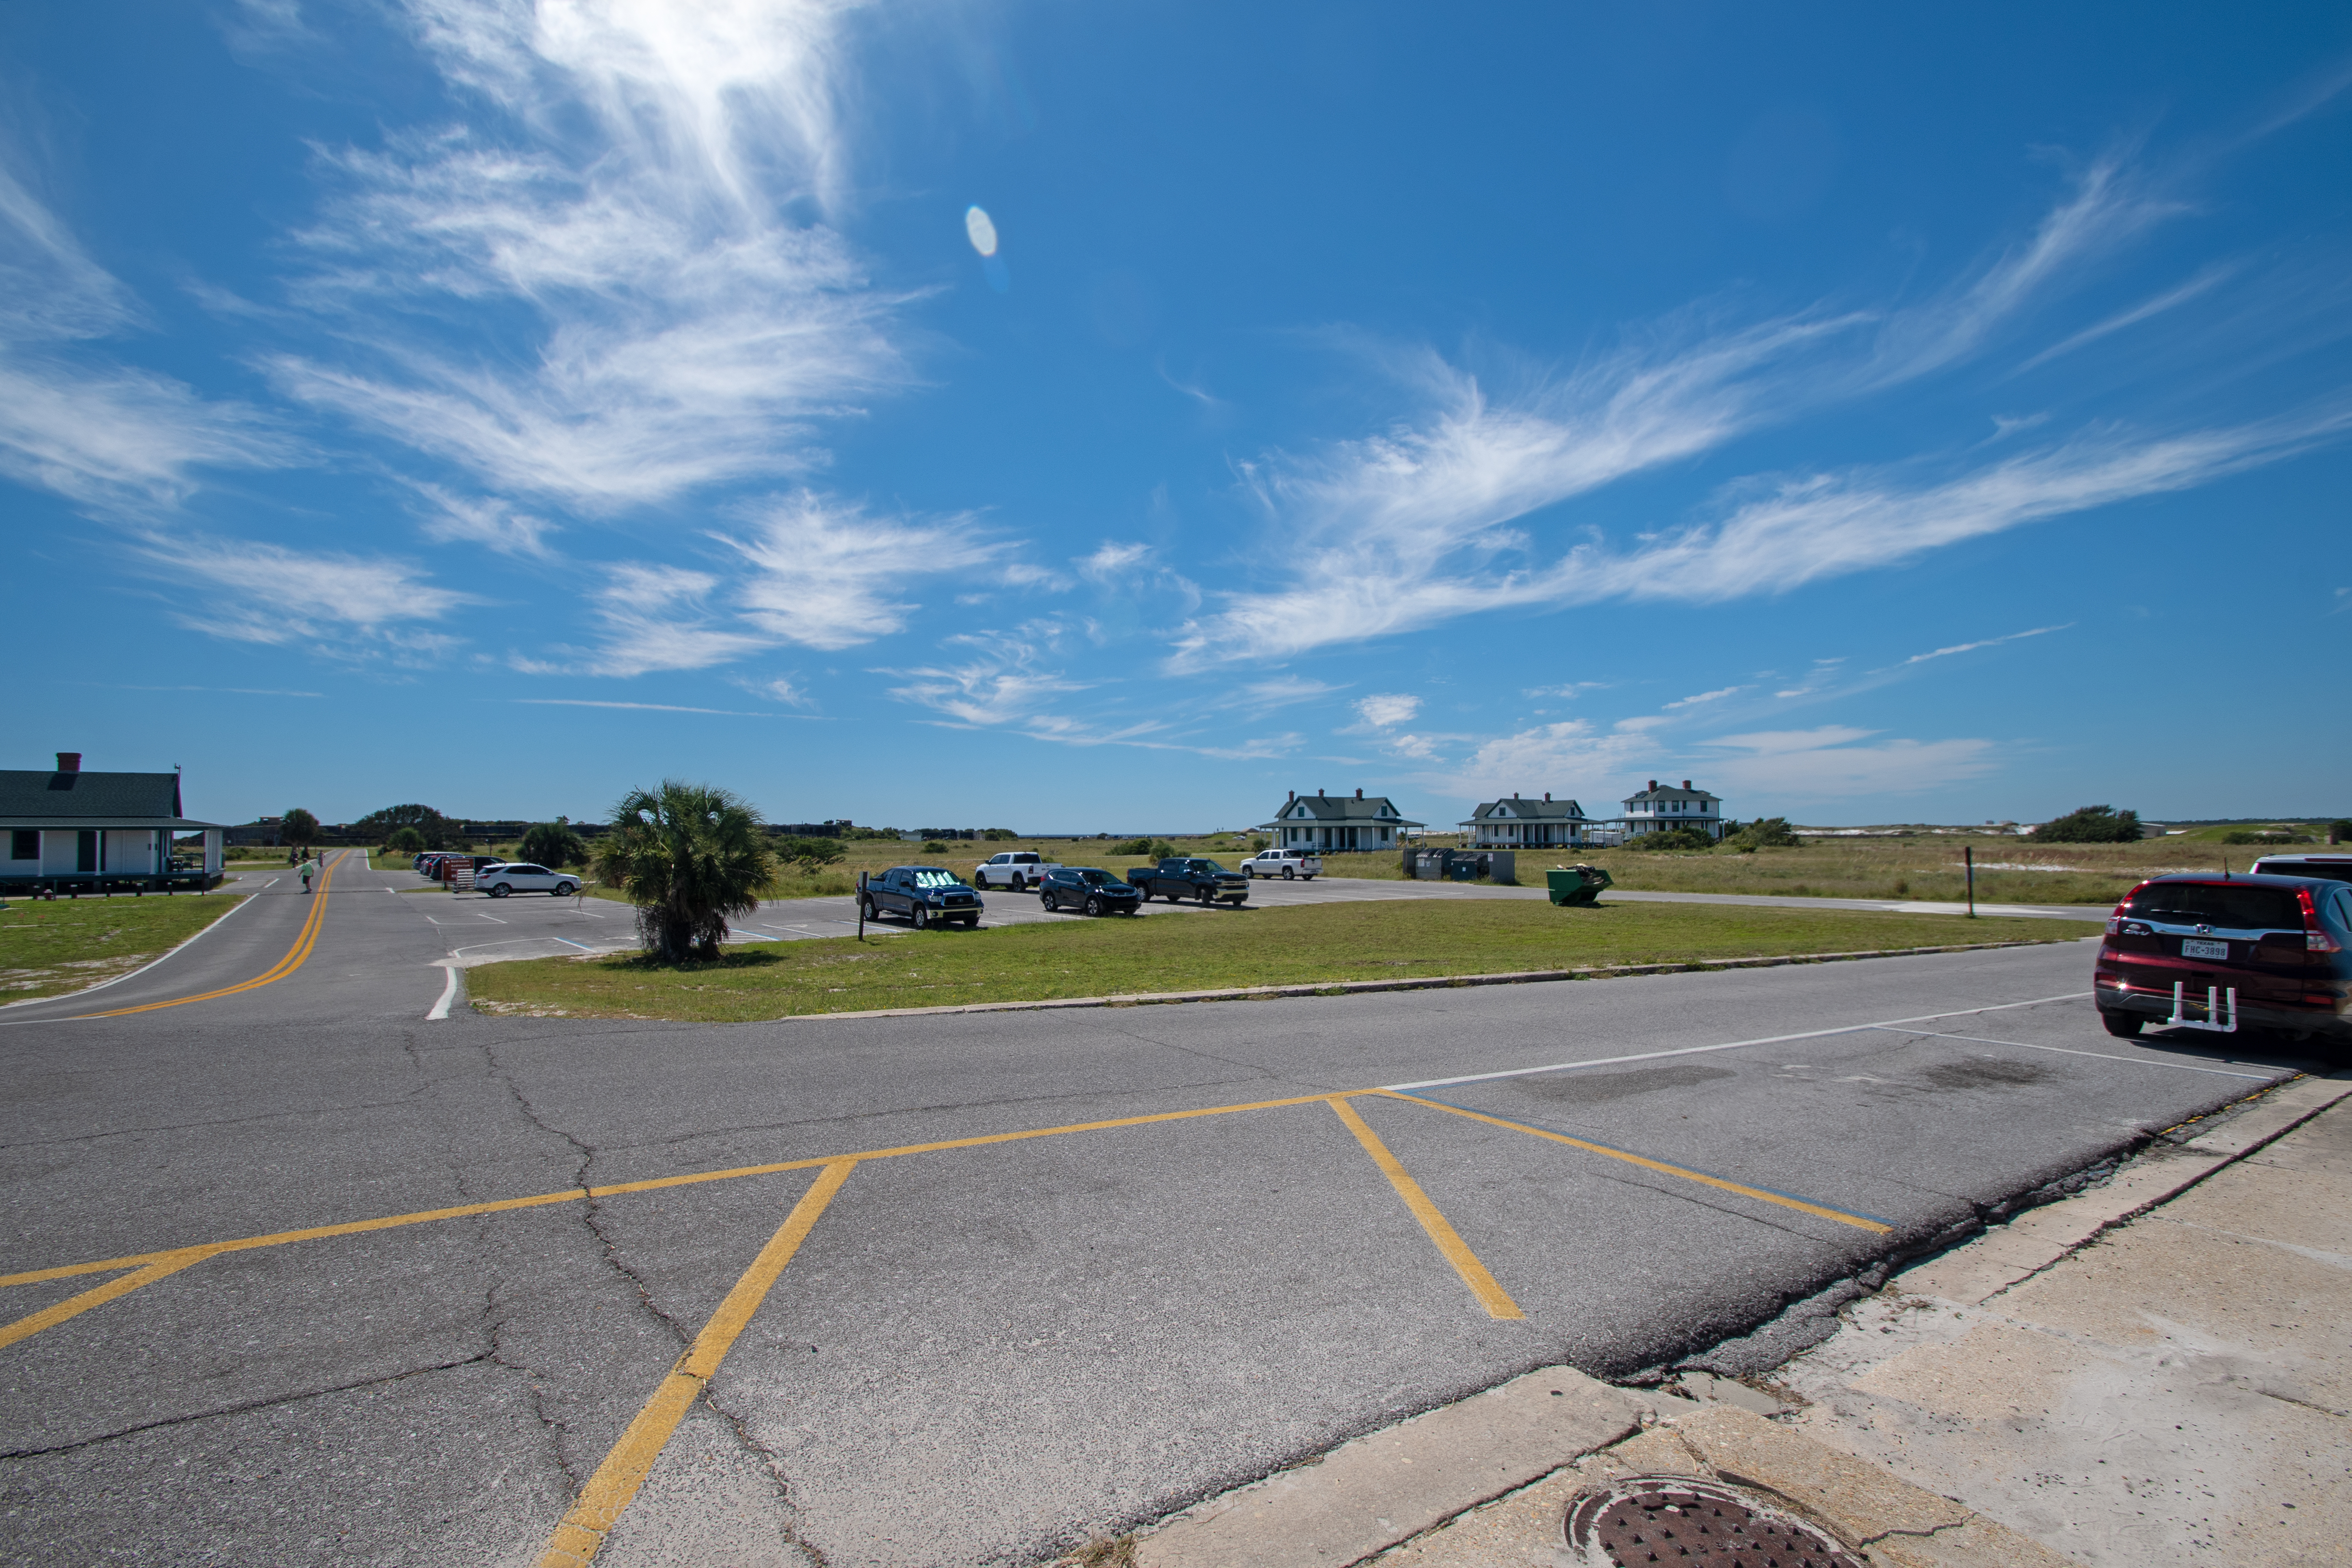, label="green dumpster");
[1545,865,1613,906]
